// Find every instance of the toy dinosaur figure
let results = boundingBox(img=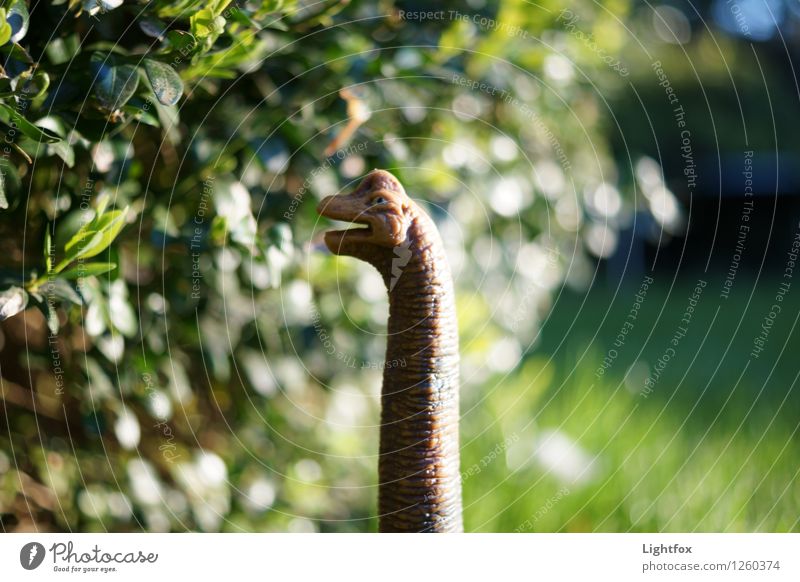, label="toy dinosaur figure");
[317,169,462,532]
